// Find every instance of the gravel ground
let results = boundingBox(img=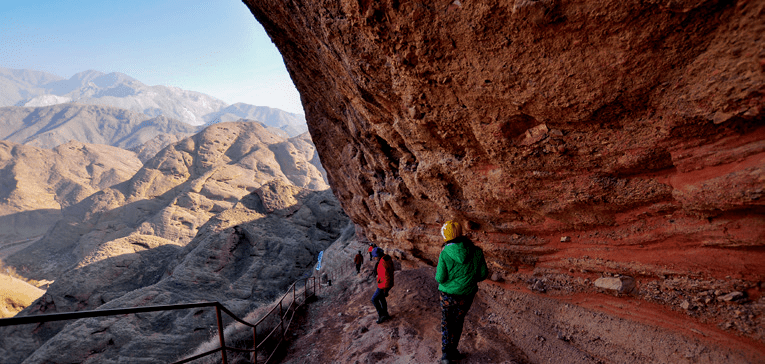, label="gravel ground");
[276,263,764,364]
